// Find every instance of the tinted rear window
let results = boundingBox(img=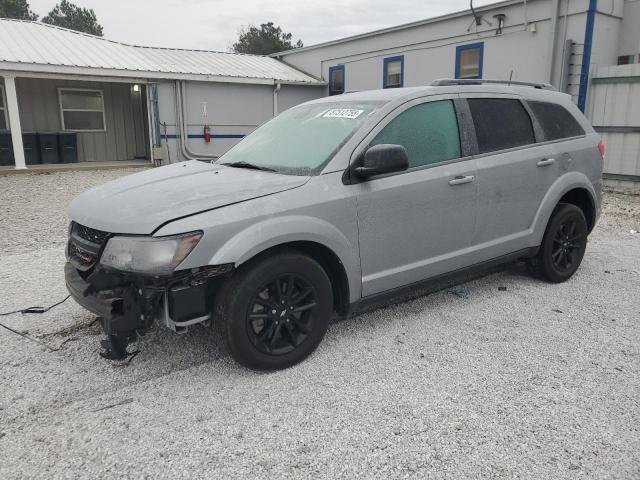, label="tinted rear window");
[467,98,535,154]
[528,101,585,141]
